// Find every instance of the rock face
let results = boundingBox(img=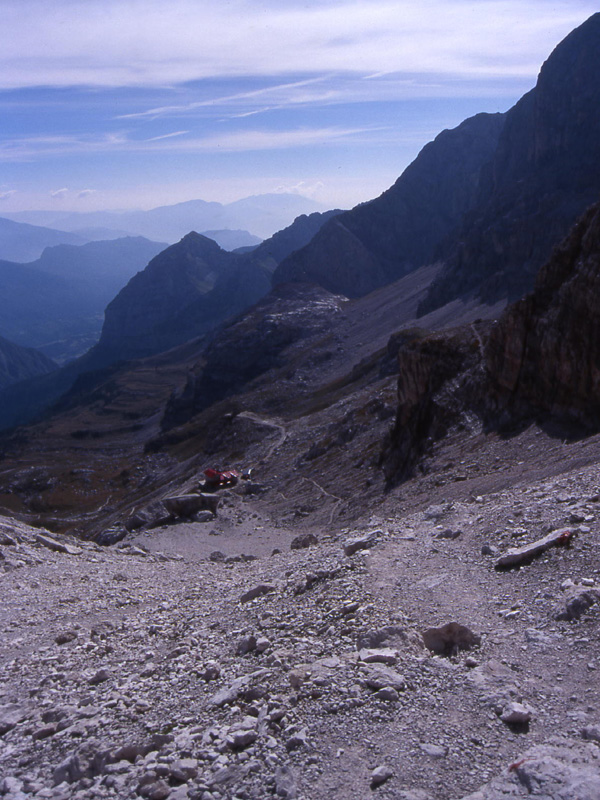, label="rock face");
[273,112,505,298]
[383,198,600,481]
[421,12,600,312]
[0,335,56,390]
[484,201,600,424]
